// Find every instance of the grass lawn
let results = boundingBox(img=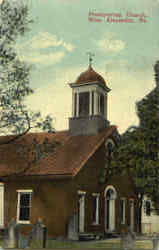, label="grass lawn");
[30,238,153,249]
